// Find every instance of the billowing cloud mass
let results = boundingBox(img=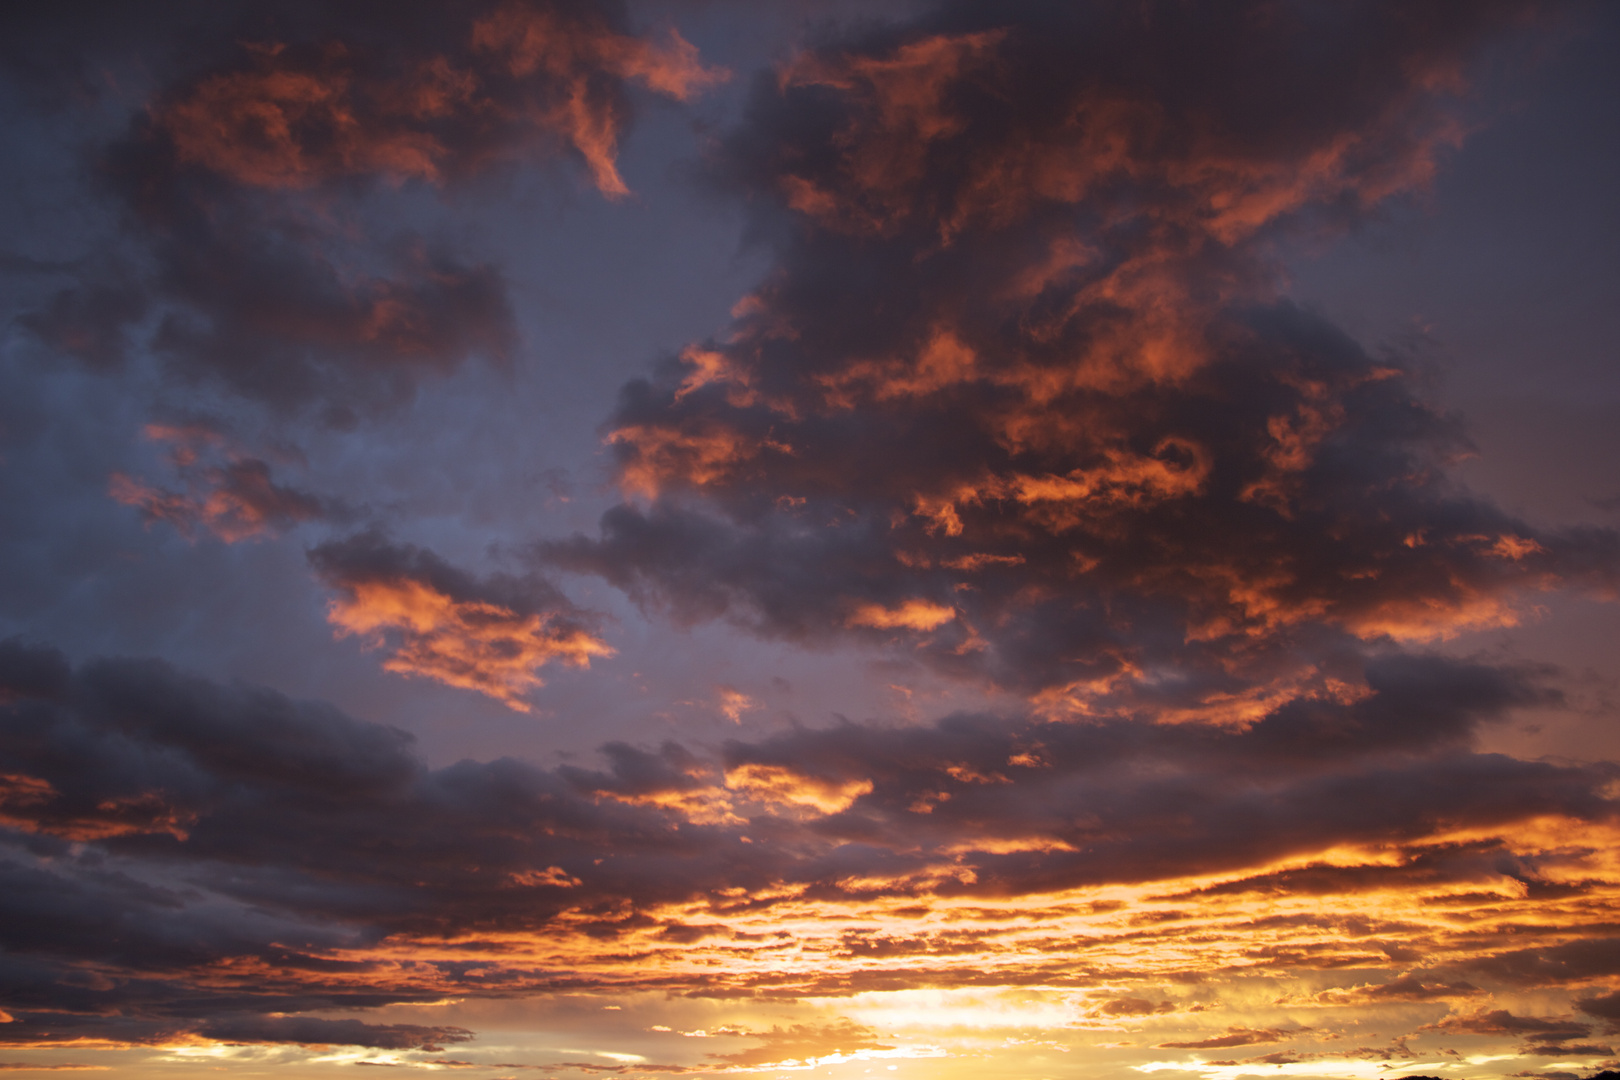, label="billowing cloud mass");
[553,0,1618,714]
[18,0,723,415]
[310,532,612,709]
[3,1,1619,1077]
